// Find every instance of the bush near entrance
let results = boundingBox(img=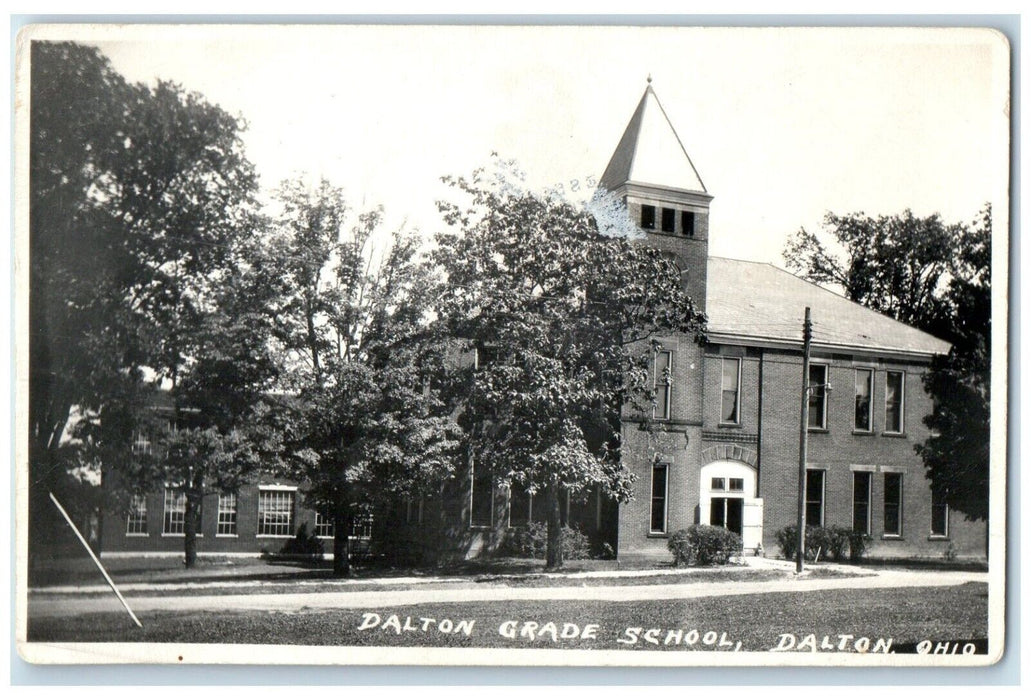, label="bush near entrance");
[775,525,867,563]
[668,525,742,566]
[504,522,592,560]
